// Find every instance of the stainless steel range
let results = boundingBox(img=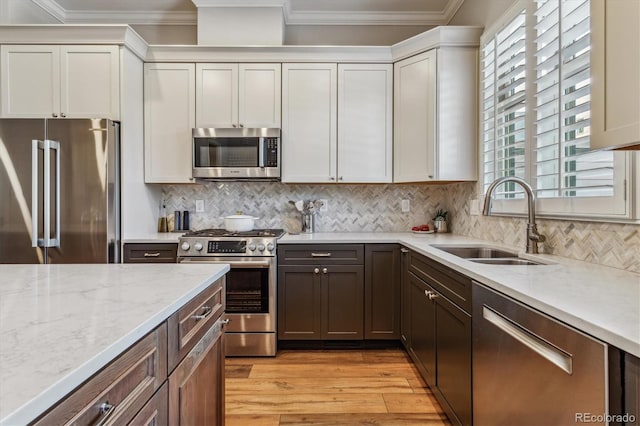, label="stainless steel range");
[178,228,285,356]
